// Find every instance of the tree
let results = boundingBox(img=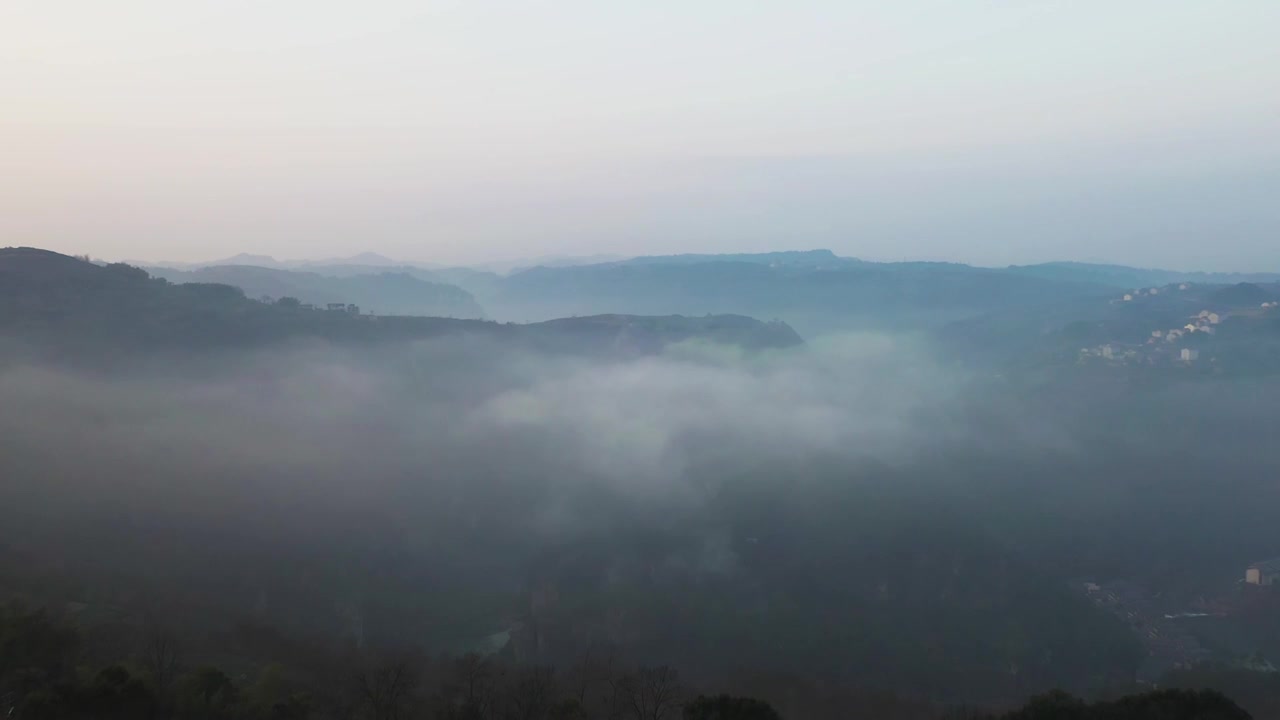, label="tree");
[503,665,558,720]
[78,666,156,720]
[0,604,80,710]
[996,688,1251,720]
[437,653,500,720]
[355,654,419,720]
[564,642,619,710]
[1093,688,1250,720]
[177,666,237,720]
[271,693,313,720]
[142,624,183,704]
[618,667,684,720]
[548,698,589,720]
[1002,690,1088,720]
[682,695,782,720]
[250,664,295,717]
